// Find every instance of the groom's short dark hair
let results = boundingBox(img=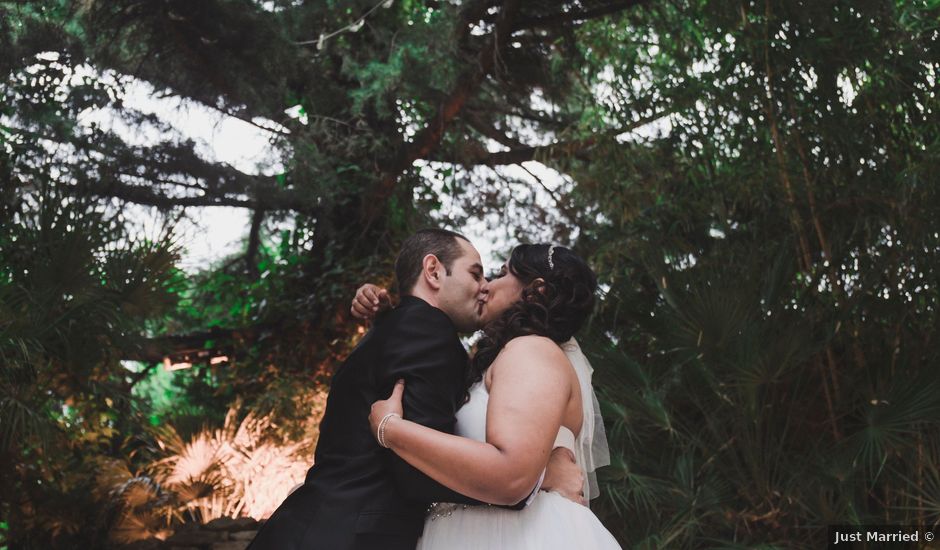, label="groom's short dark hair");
[395,228,470,295]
